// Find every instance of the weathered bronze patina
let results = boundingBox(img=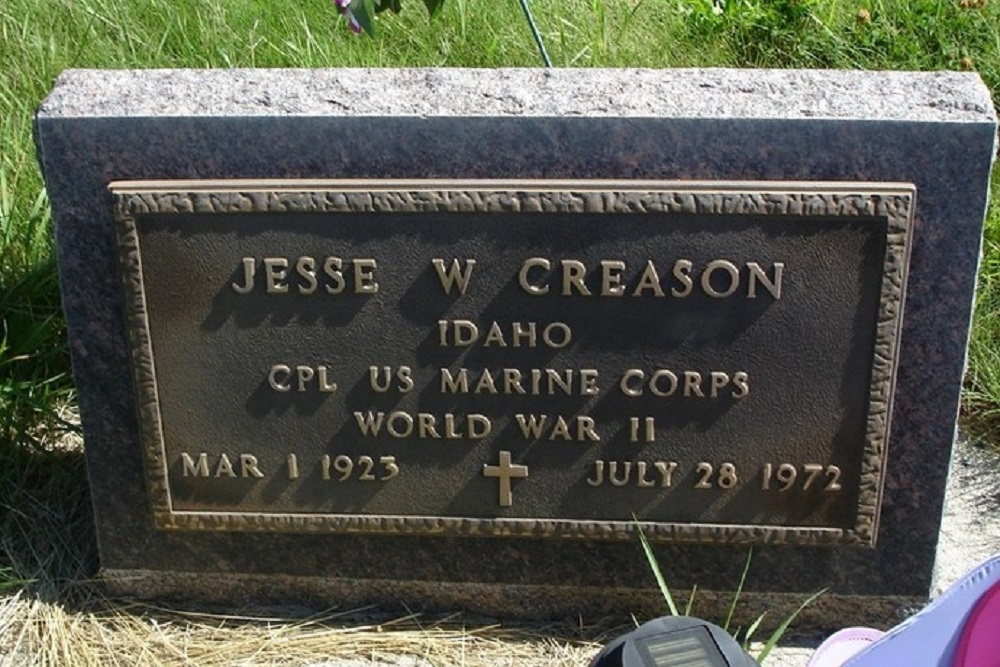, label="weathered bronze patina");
[112,180,913,546]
